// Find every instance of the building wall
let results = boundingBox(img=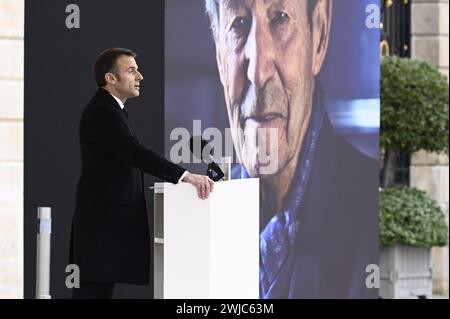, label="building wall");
[412,0,449,77]
[0,0,24,299]
[411,0,449,296]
